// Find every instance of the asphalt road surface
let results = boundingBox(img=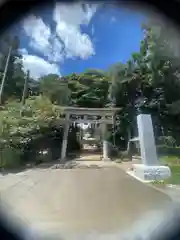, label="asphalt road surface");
[0,165,171,239]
